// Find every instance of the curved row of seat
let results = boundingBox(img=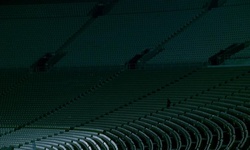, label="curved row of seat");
[0,67,124,150]
[14,129,118,150]
[27,67,194,128]
[5,66,248,149]
[1,1,250,149]
[13,97,250,150]
[1,67,196,148]
[1,66,250,149]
